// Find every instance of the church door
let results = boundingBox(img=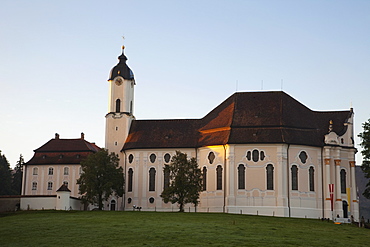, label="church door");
[110,200,116,211]
[342,201,348,218]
